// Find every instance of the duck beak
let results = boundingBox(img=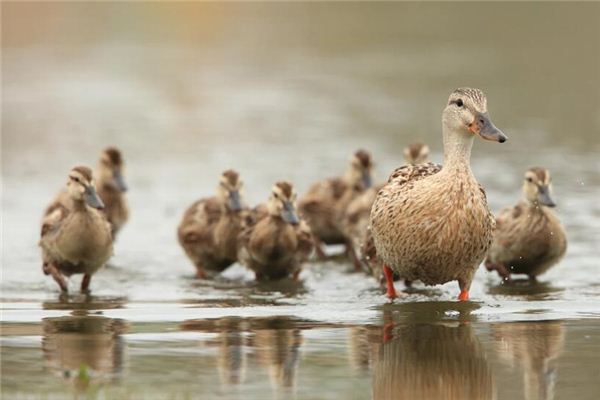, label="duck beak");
[113,170,128,192]
[282,201,300,225]
[228,190,242,211]
[537,185,556,207]
[361,171,372,189]
[84,186,105,210]
[469,112,508,143]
